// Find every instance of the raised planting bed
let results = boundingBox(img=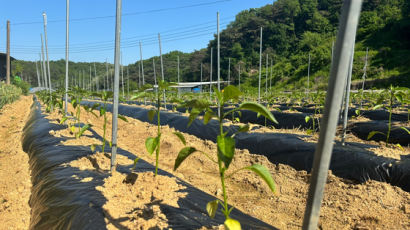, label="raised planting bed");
[22,100,275,229]
[30,97,410,229]
[82,100,410,192]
